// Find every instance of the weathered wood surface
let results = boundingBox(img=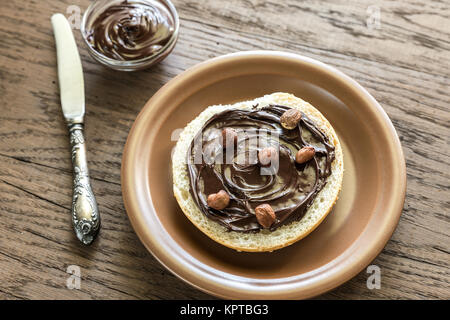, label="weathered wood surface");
[0,0,449,299]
